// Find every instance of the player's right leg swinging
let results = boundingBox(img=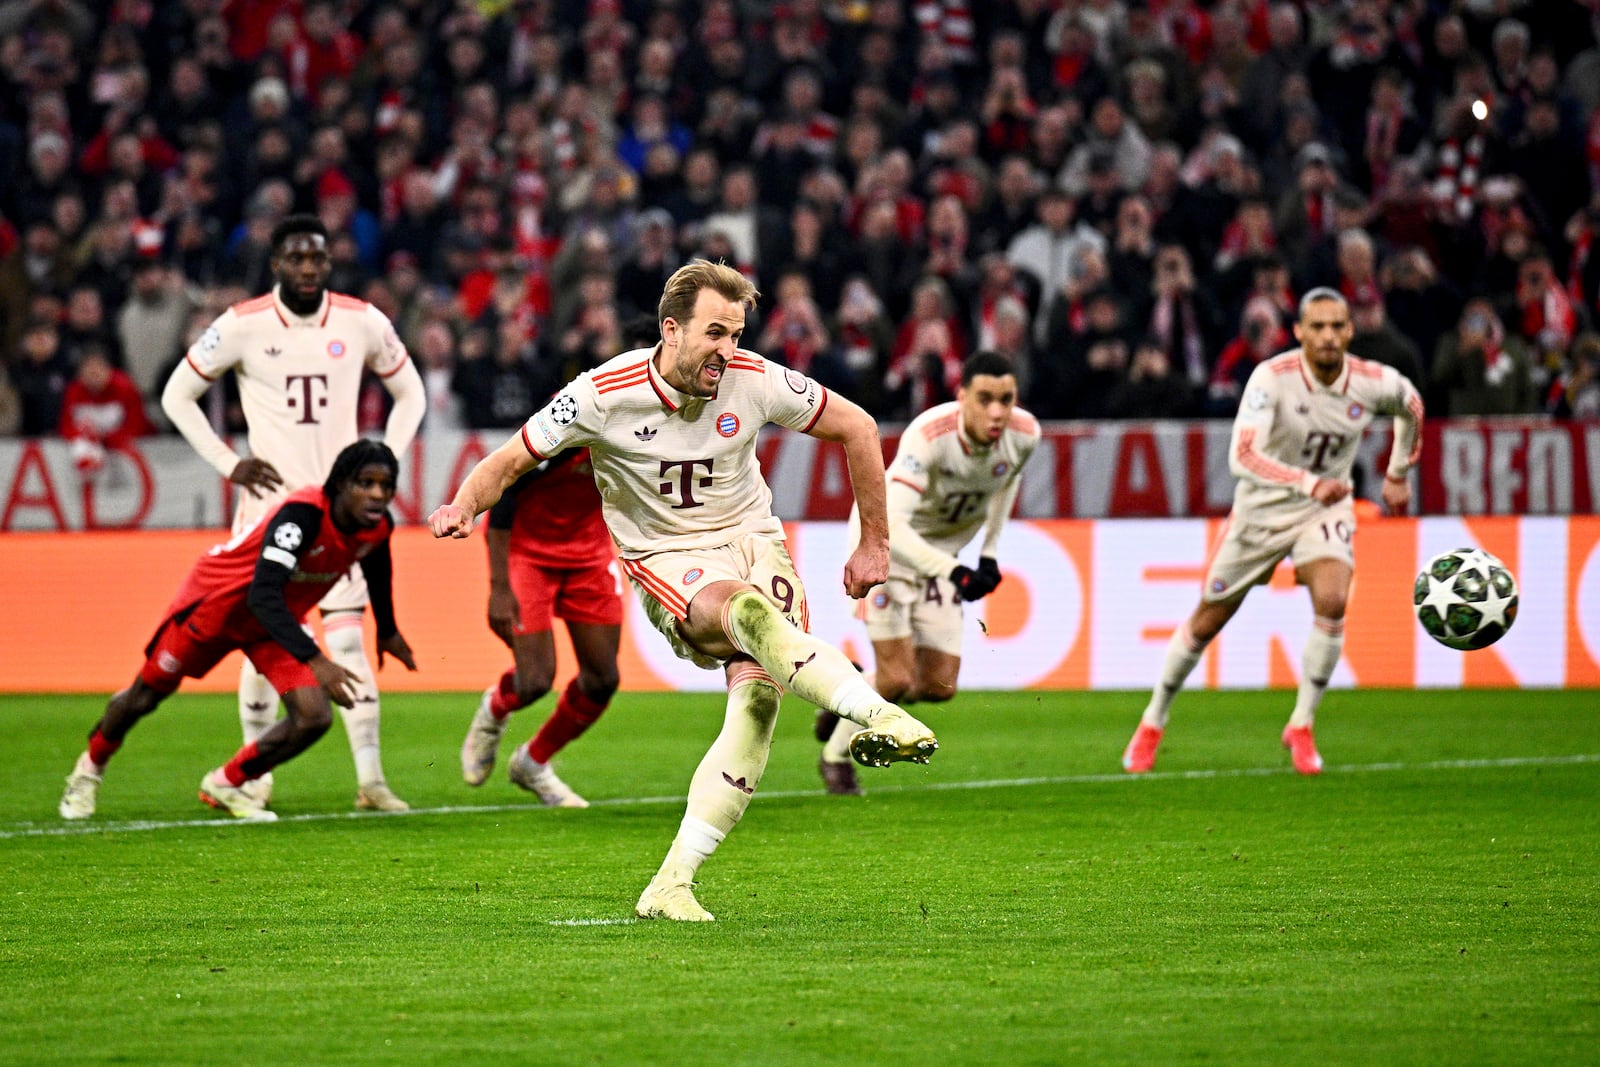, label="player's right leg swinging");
[1124,598,1241,773]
